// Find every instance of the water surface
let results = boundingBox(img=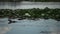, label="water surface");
[0,18,60,34]
[0,1,60,9]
